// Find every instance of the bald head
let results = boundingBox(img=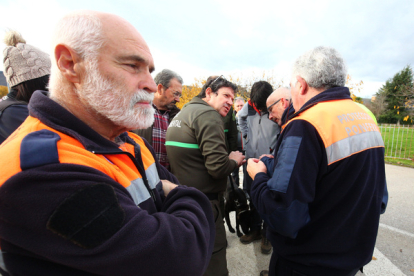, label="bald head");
[266,87,291,106]
[266,87,291,126]
[98,12,153,69]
